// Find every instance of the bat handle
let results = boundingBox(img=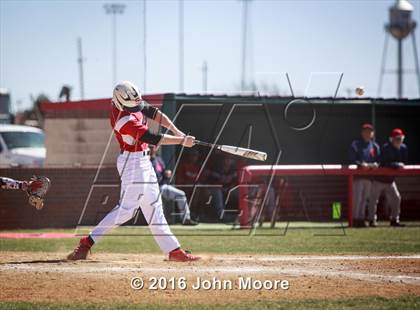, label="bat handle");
[194,140,206,146]
[194,140,217,148]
